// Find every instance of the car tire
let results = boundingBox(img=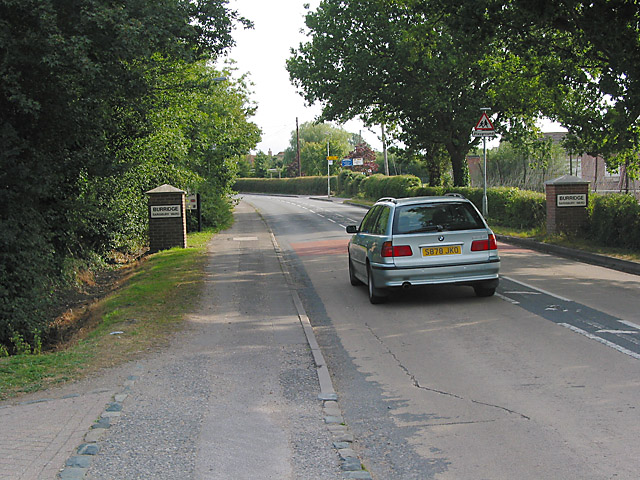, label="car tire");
[349,256,363,286]
[367,264,387,304]
[474,285,496,297]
